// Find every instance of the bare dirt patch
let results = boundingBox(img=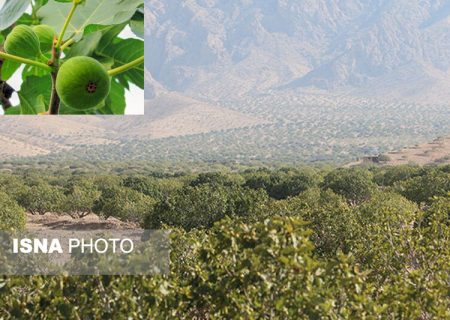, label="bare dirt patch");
[383,136,450,166]
[347,136,450,167]
[26,212,140,232]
